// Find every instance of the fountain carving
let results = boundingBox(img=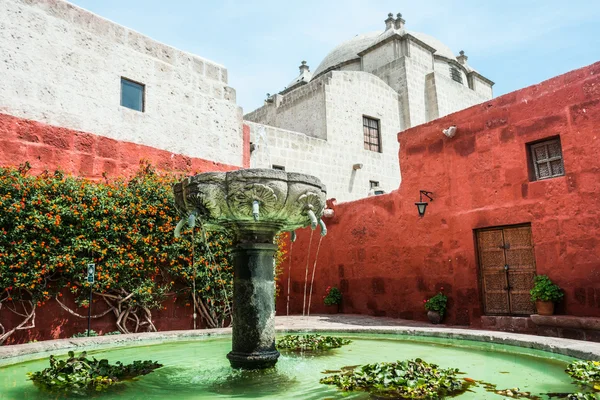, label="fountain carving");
[173,169,326,369]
